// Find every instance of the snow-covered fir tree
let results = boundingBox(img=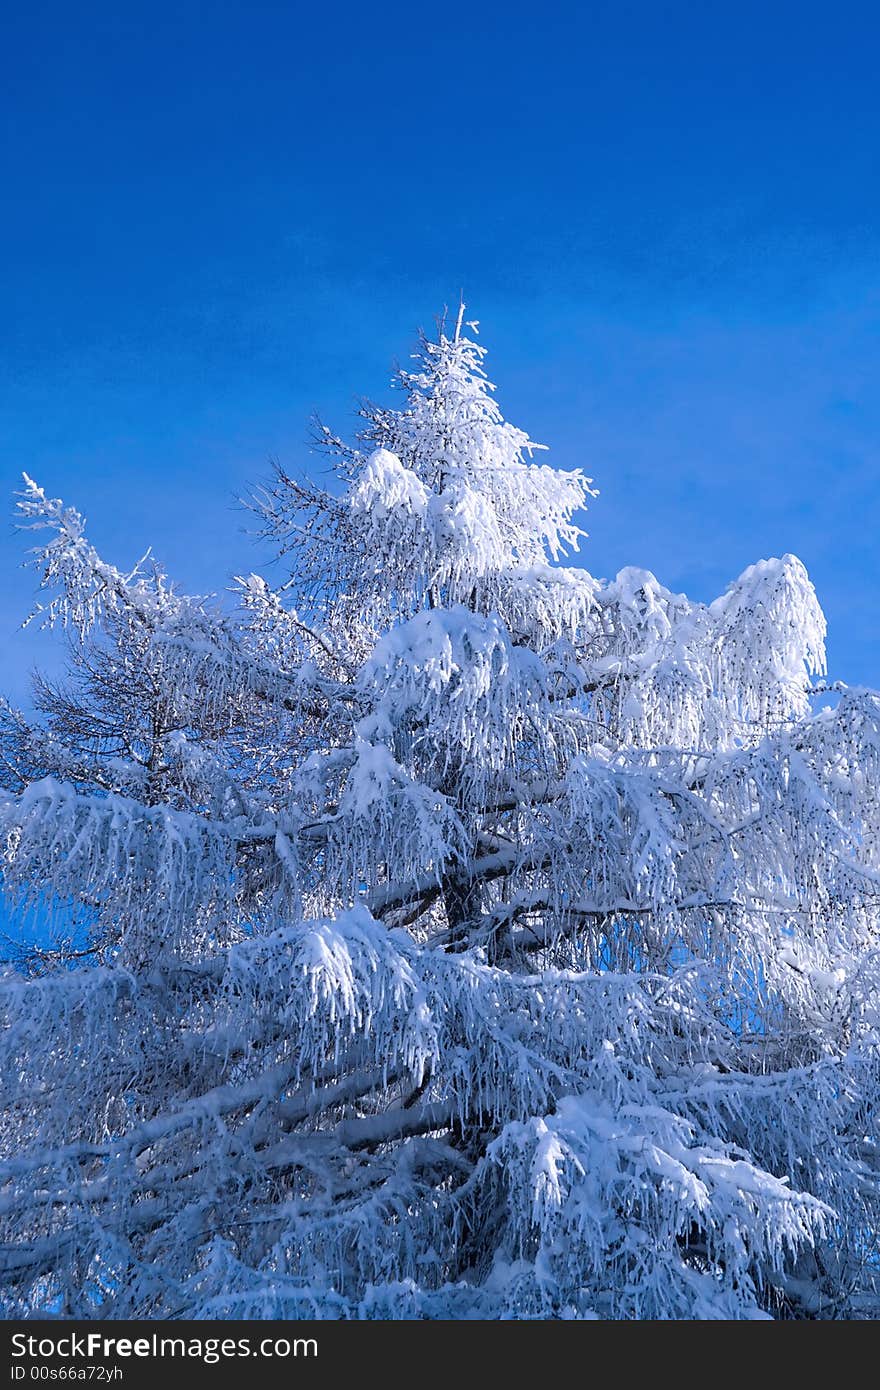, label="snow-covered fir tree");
[1,305,879,1319]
